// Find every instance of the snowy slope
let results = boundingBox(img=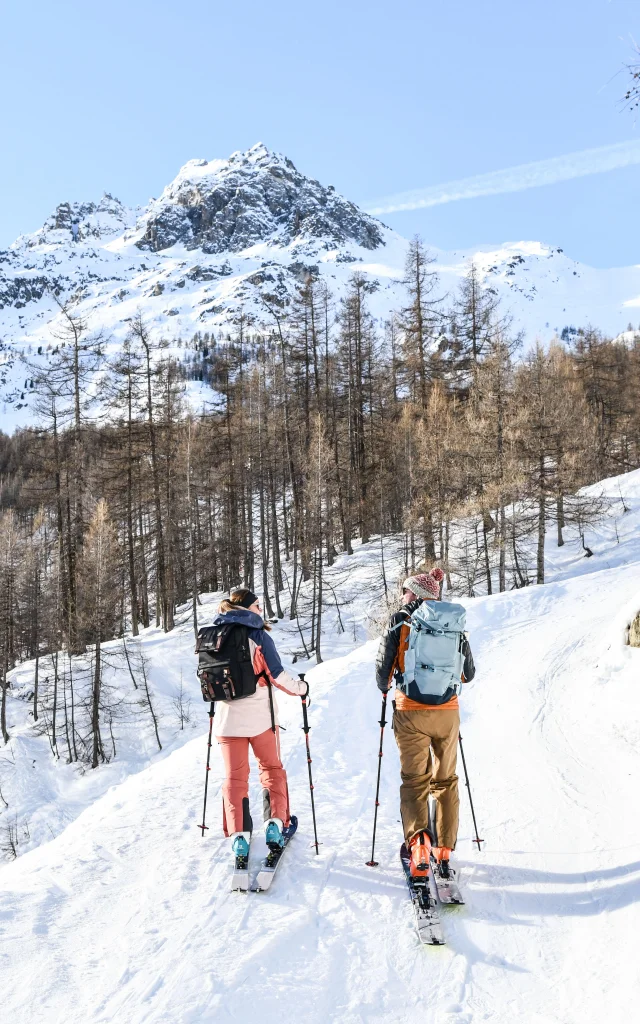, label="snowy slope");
[1,471,640,1023]
[3,143,640,431]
